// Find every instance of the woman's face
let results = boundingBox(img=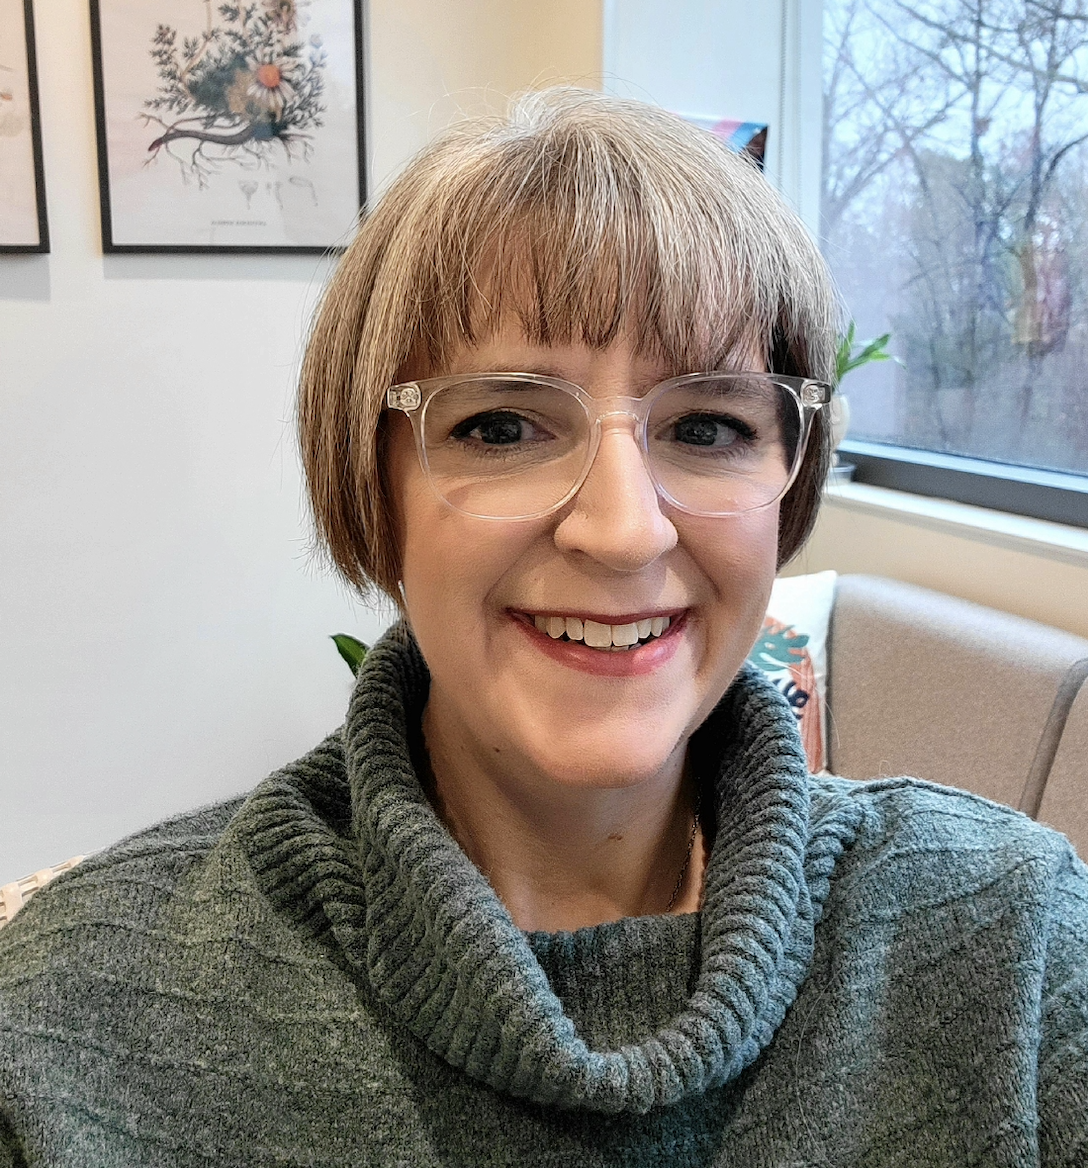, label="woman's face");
[387,325,781,793]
